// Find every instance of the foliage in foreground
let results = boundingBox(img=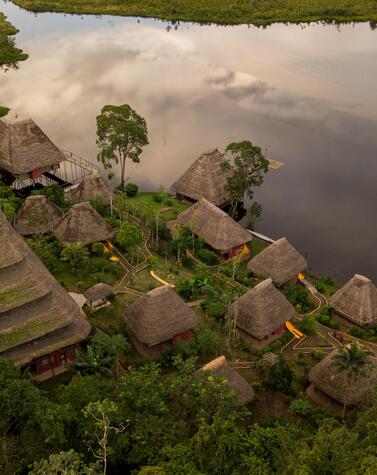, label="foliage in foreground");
[3,354,377,474]
[12,0,377,26]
